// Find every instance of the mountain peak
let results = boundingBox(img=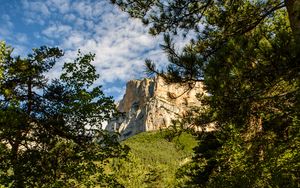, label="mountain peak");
[106,76,204,139]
